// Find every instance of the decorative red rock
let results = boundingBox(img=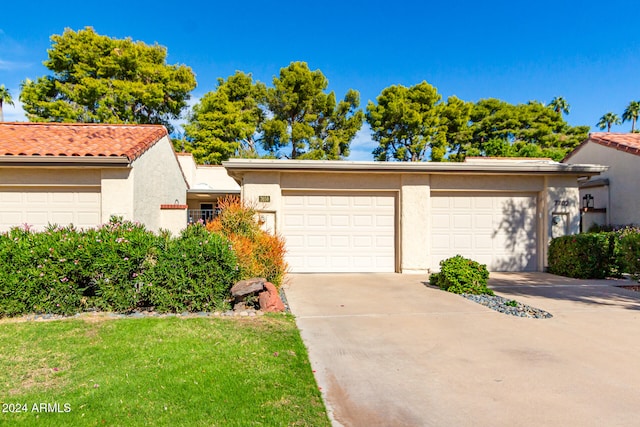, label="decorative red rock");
[258,282,285,312]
